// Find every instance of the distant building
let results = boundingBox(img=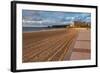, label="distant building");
[73,21,91,28]
[70,22,74,27]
